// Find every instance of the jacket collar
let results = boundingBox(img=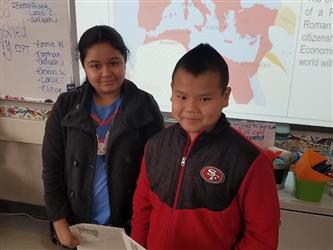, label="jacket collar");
[61,79,156,134]
[60,82,95,133]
